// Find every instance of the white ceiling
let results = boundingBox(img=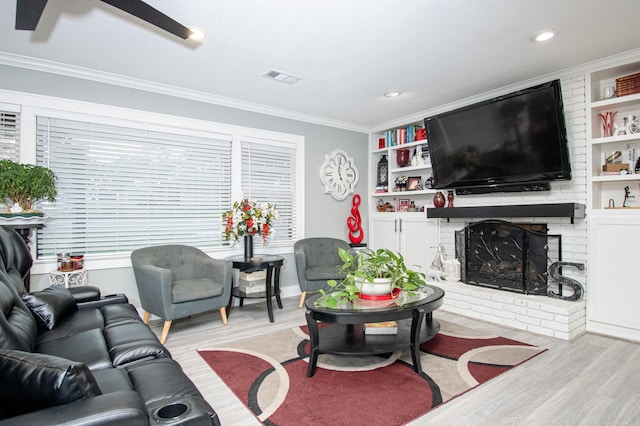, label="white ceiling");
[1,0,640,131]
